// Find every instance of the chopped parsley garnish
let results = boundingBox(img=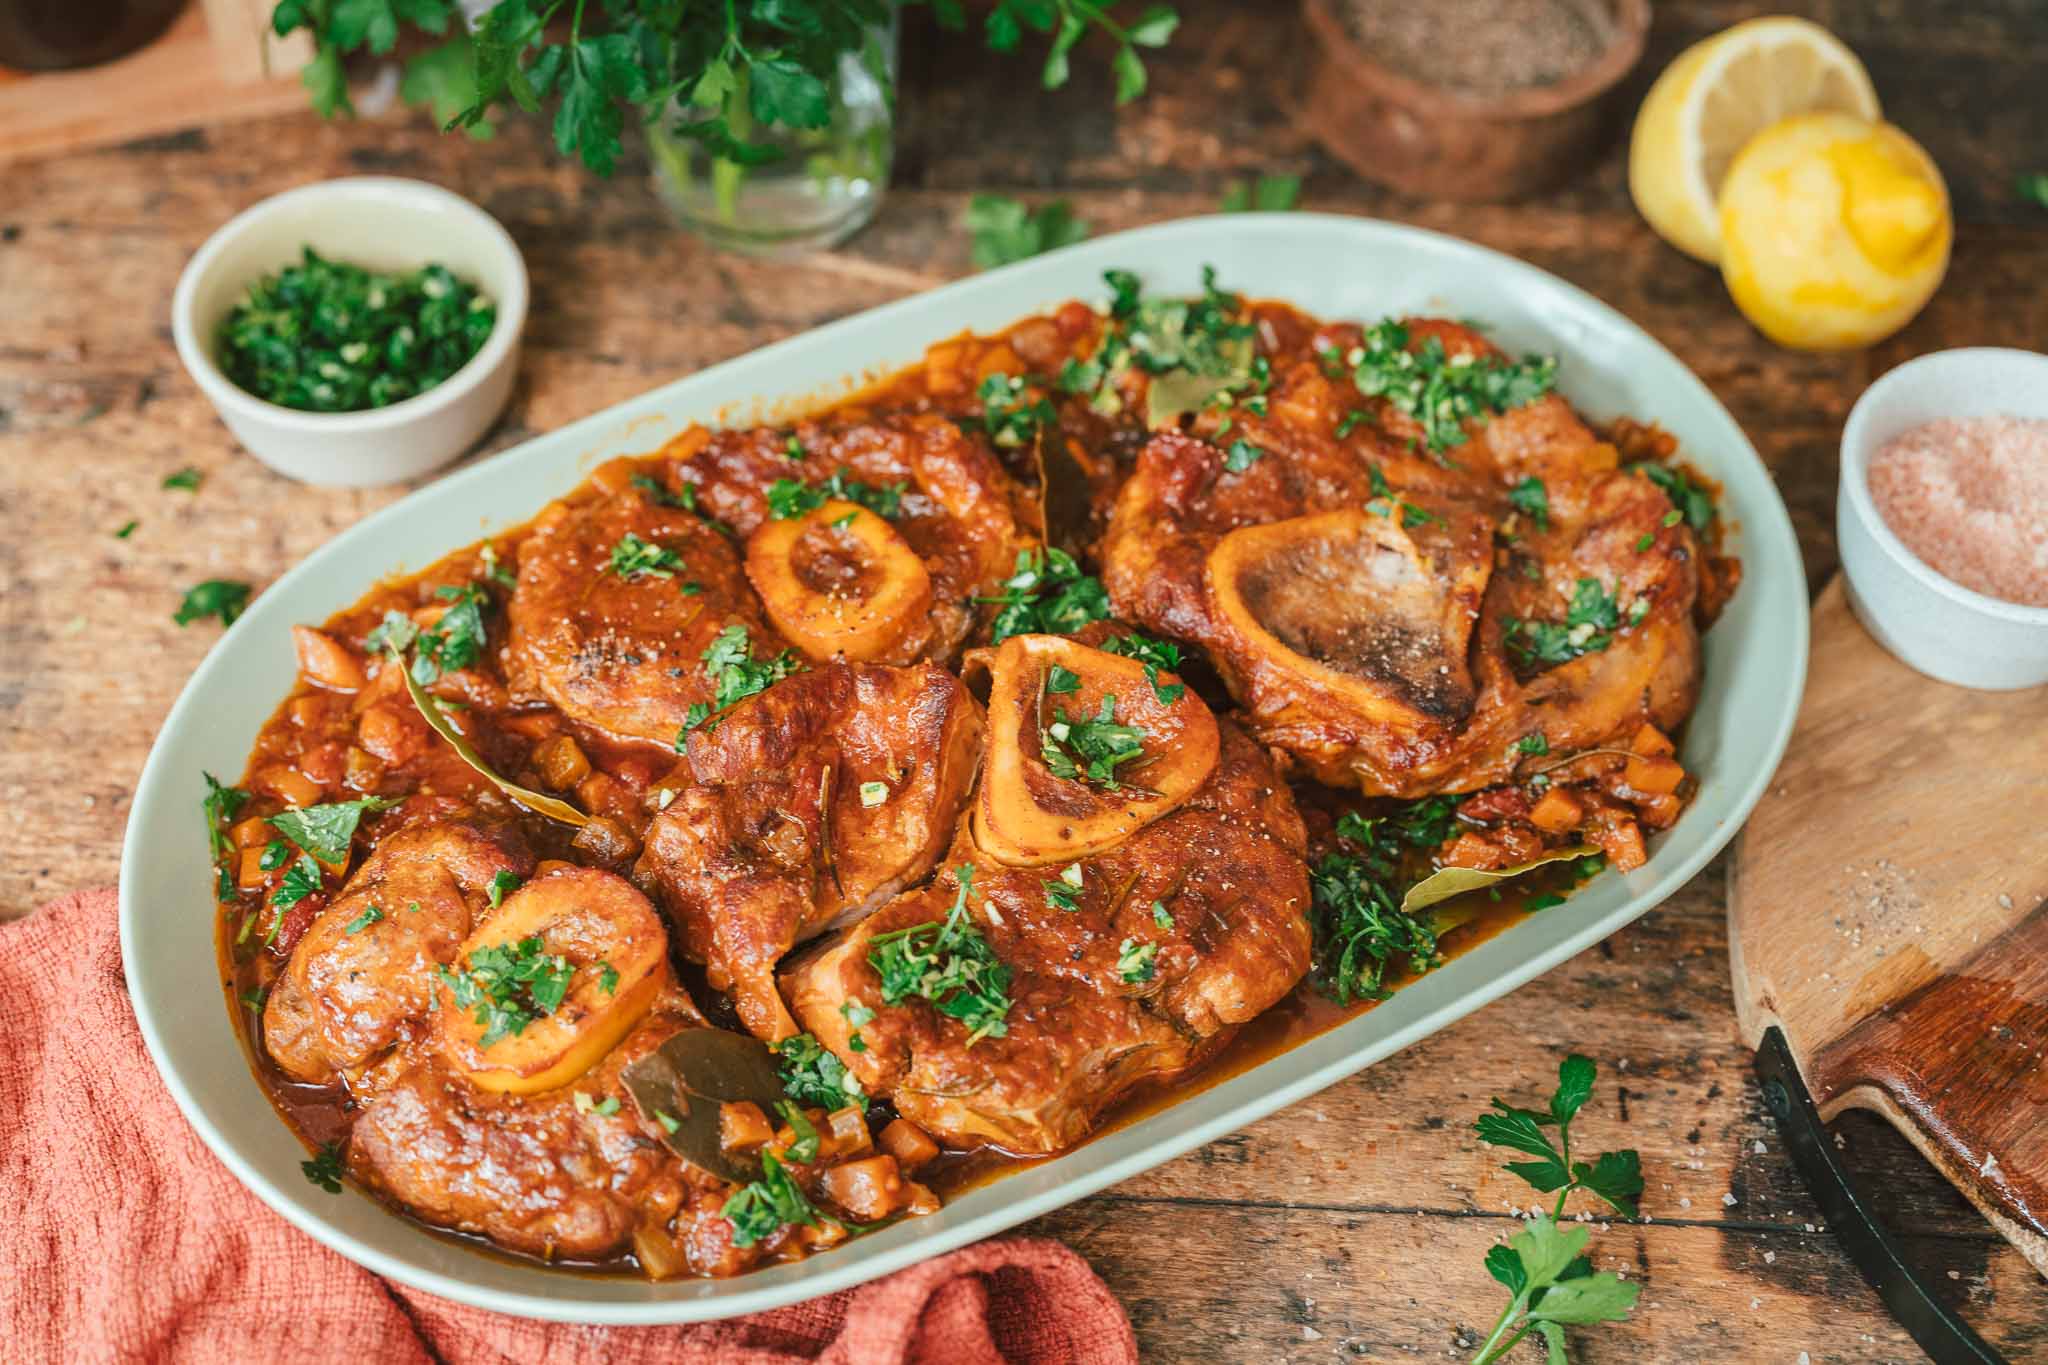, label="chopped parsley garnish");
[631,472,689,508]
[970,372,1056,449]
[162,466,203,492]
[363,610,417,656]
[679,624,804,739]
[436,934,574,1048]
[1349,319,1557,458]
[300,1141,346,1193]
[964,194,1092,269]
[1224,438,1264,473]
[259,838,291,871]
[1045,876,1081,912]
[239,988,267,1012]
[1636,462,1716,532]
[343,903,384,934]
[1504,577,1622,671]
[1508,477,1550,531]
[1308,800,1459,1003]
[597,962,619,994]
[867,866,1013,1044]
[764,467,906,521]
[1152,899,1174,929]
[174,579,252,628]
[202,772,249,901]
[982,546,1111,643]
[1117,937,1158,983]
[776,1032,868,1112]
[217,248,494,412]
[1041,694,1149,792]
[271,855,324,911]
[1097,632,1187,705]
[775,1100,822,1163]
[721,1150,819,1249]
[1516,733,1550,756]
[1335,409,1372,439]
[1045,663,1082,694]
[1635,532,1655,553]
[607,532,688,581]
[783,435,806,462]
[590,1095,620,1117]
[487,869,521,909]
[1062,265,1259,425]
[267,796,398,864]
[408,583,489,683]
